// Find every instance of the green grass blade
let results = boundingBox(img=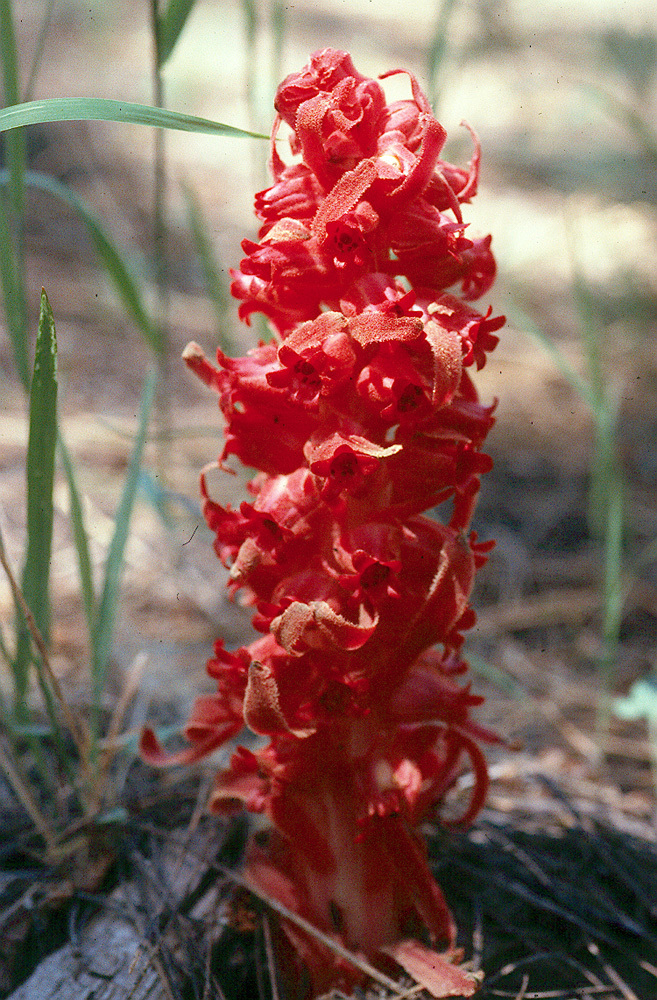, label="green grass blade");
[182,182,236,353]
[427,0,459,111]
[0,193,29,387]
[596,474,625,733]
[270,1,285,108]
[466,650,526,698]
[24,0,55,101]
[565,220,617,537]
[564,226,626,730]
[57,432,97,641]
[91,368,157,736]
[0,0,21,105]
[14,290,58,710]
[241,0,258,125]
[586,386,619,539]
[565,217,603,404]
[0,0,26,217]
[157,0,197,65]
[0,0,29,390]
[241,0,257,50]
[581,82,657,163]
[507,302,596,409]
[31,644,81,796]
[0,520,80,800]
[1,169,158,351]
[0,98,268,138]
